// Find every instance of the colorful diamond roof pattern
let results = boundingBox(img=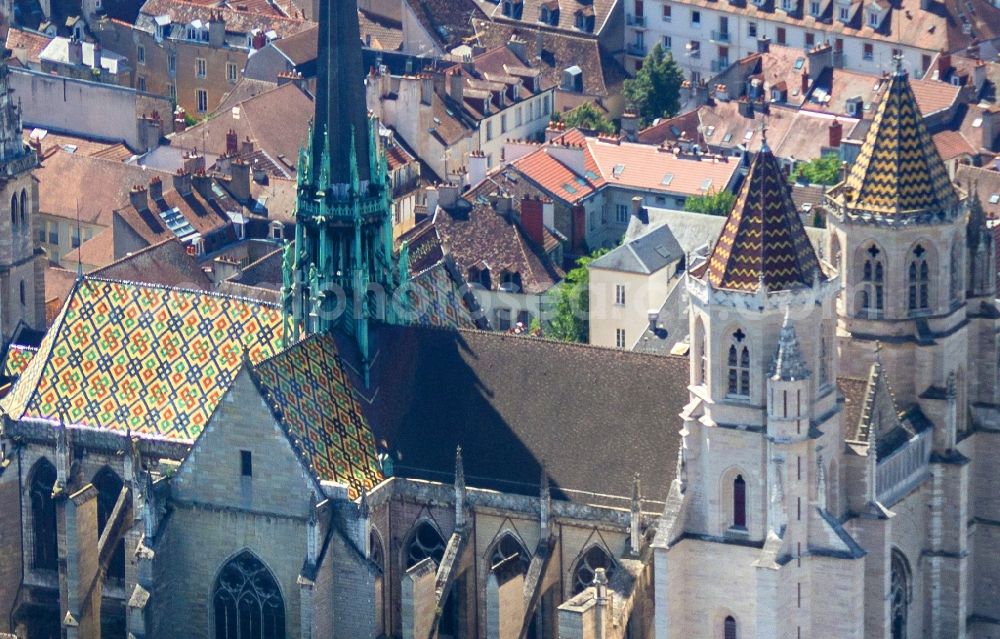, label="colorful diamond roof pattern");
[3,344,37,379]
[251,333,383,499]
[707,142,822,292]
[844,68,959,215]
[405,262,477,329]
[2,278,285,440]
